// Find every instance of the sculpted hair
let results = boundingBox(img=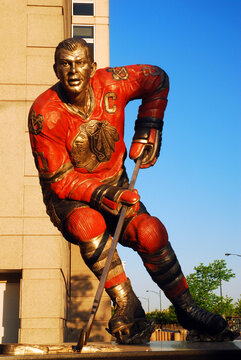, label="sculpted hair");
[55,37,94,63]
